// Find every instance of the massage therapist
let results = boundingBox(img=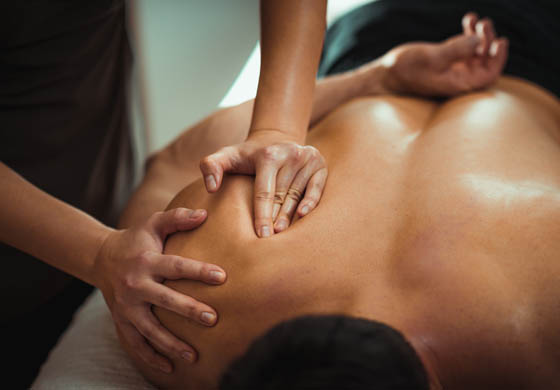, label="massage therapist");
[0,1,327,387]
